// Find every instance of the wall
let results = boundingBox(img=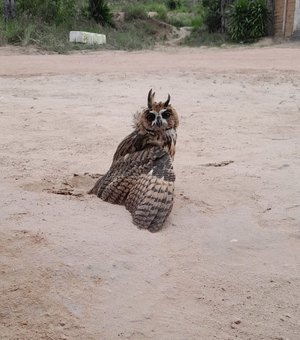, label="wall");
[274,0,296,37]
[293,0,300,37]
